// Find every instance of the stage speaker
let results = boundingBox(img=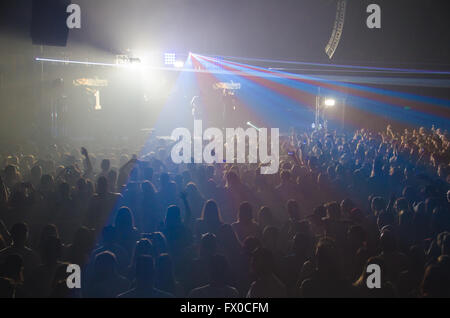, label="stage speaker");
[325,0,347,59]
[30,0,71,46]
